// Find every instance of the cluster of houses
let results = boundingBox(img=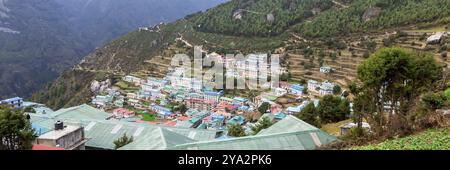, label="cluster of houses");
[307,80,336,96]
[90,74,339,130]
[81,49,346,135]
